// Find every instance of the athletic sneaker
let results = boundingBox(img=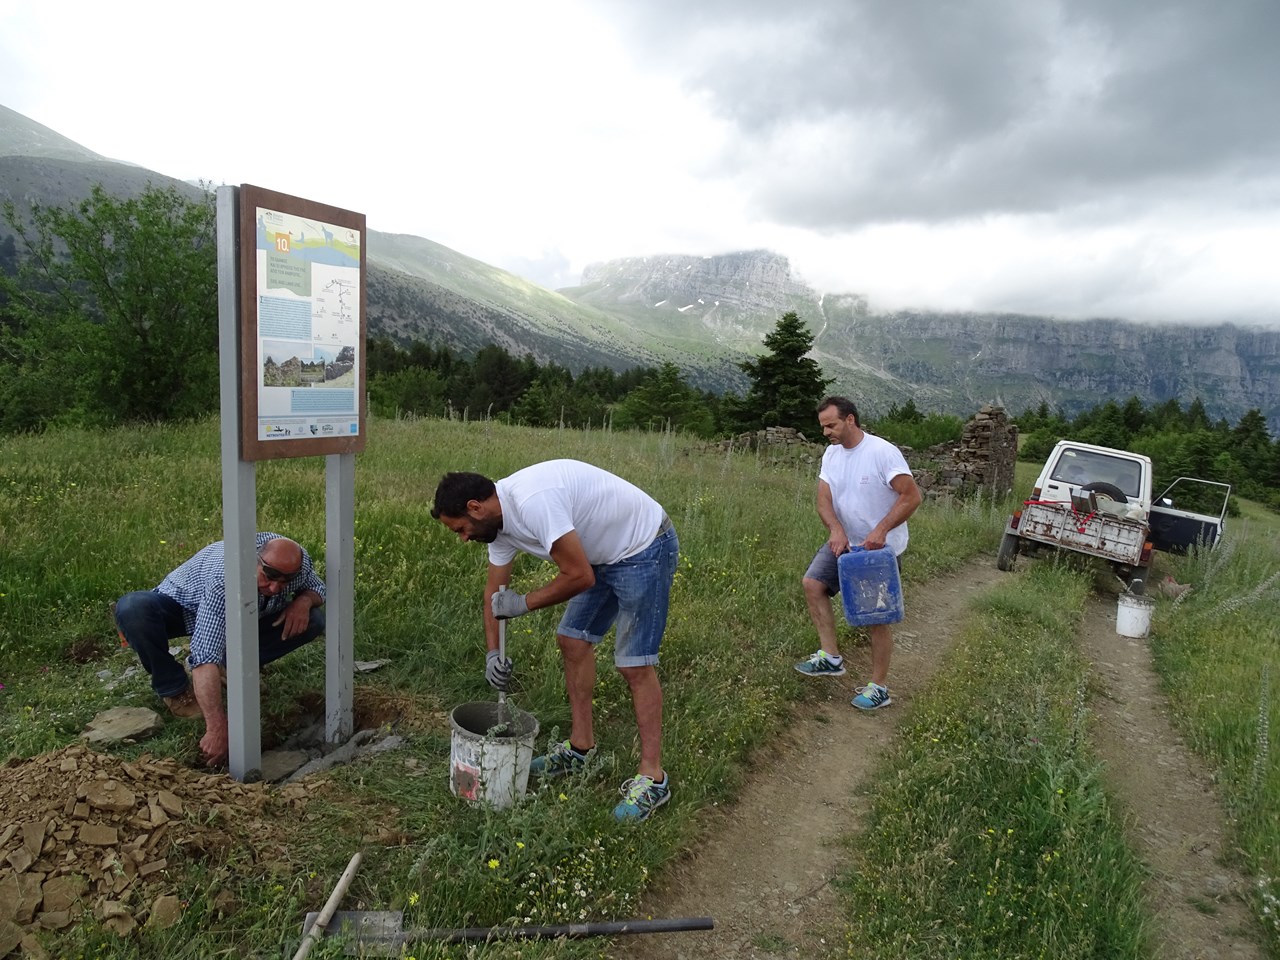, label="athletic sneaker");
[794,650,846,677]
[851,683,892,711]
[613,774,671,822]
[529,740,595,777]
